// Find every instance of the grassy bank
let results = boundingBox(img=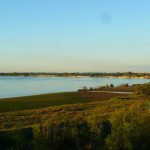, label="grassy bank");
[0,92,92,113]
[0,94,144,131]
[0,89,130,113]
